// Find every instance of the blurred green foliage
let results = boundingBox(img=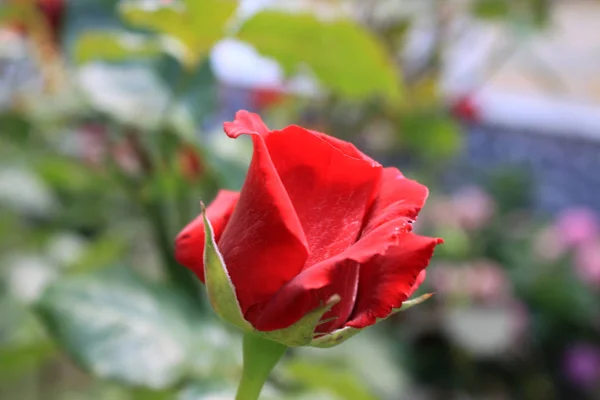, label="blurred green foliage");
[237,11,402,101]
